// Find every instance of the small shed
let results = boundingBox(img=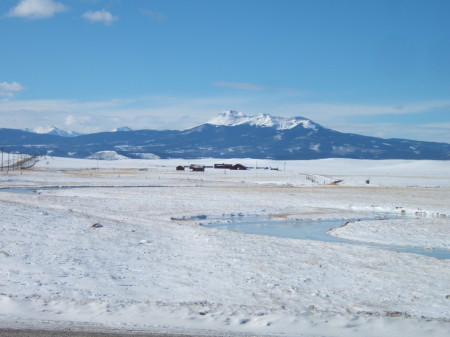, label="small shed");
[176,165,185,171]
